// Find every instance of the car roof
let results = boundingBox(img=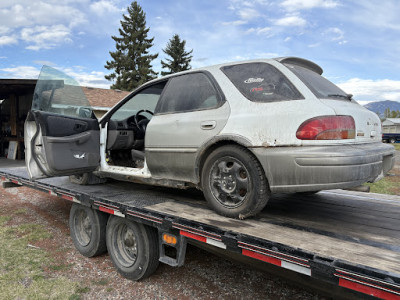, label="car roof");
[129,56,323,98]
[150,57,323,83]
